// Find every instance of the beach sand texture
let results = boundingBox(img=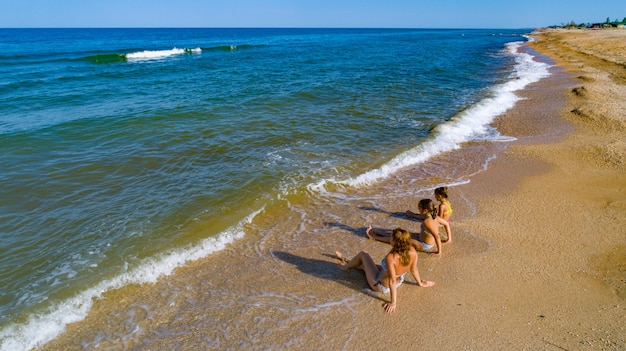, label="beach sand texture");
[38,30,625,351]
